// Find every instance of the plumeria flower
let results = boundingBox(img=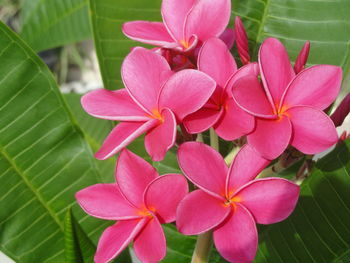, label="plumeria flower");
[123,0,232,53]
[81,47,215,161]
[176,142,299,263]
[232,38,342,160]
[183,38,255,140]
[76,149,188,263]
